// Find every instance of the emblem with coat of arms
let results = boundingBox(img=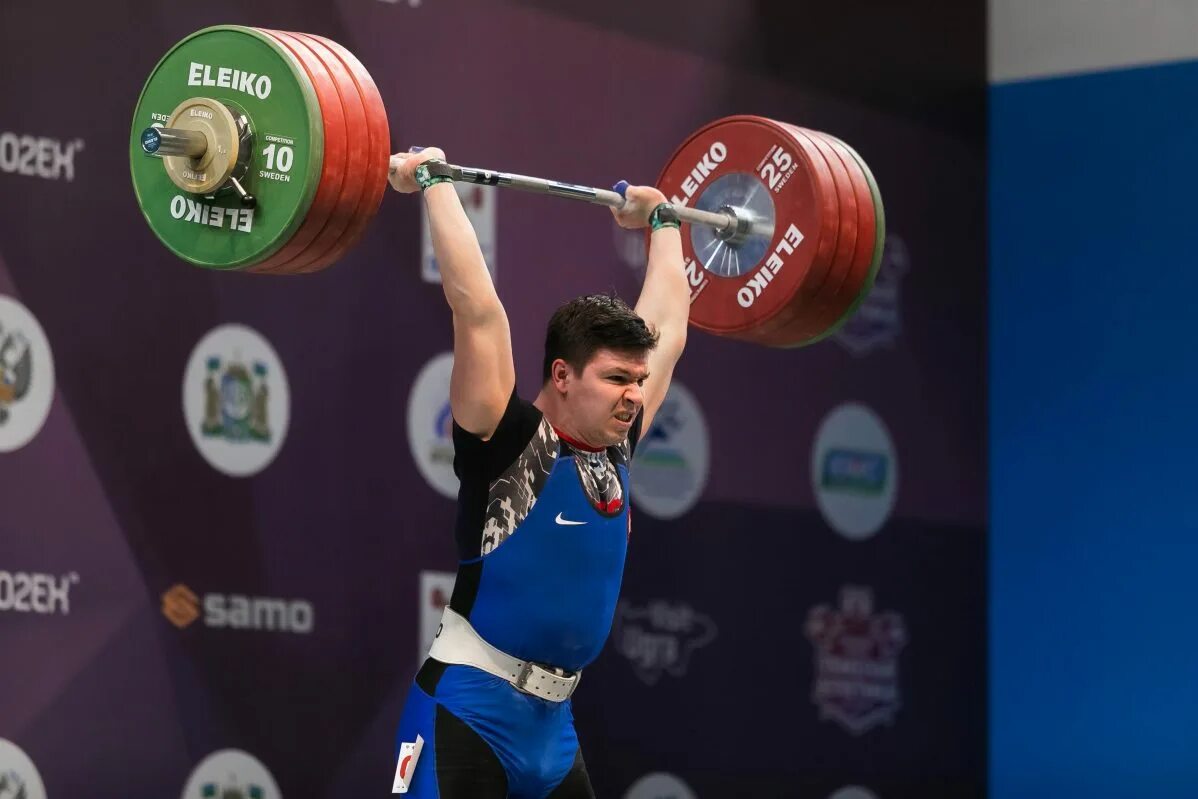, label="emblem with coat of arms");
[0,296,55,453]
[180,750,279,799]
[805,586,907,735]
[200,355,273,443]
[198,781,265,799]
[0,324,32,426]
